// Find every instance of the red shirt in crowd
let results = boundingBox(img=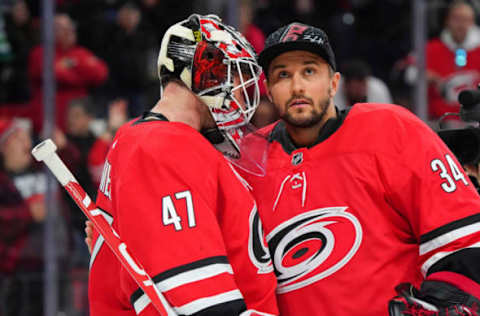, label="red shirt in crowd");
[28,44,108,133]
